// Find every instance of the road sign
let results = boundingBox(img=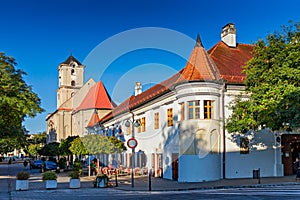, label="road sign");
[127,138,138,149]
